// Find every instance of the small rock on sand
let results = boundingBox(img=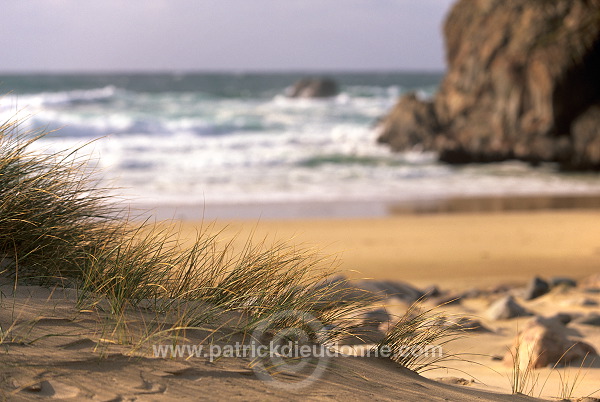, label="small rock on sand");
[503,316,597,369]
[523,276,550,300]
[548,313,573,325]
[486,295,533,320]
[434,377,474,386]
[572,313,600,327]
[454,317,491,332]
[580,273,600,290]
[361,308,390,326]
[550,276,577,288]
[353,280,424,304]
